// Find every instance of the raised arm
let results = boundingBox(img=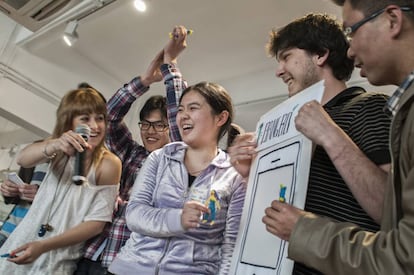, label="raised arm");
[106,77,151,160]
[162,25,189,142]
[295,99,390,222]
[16,131,90,168]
